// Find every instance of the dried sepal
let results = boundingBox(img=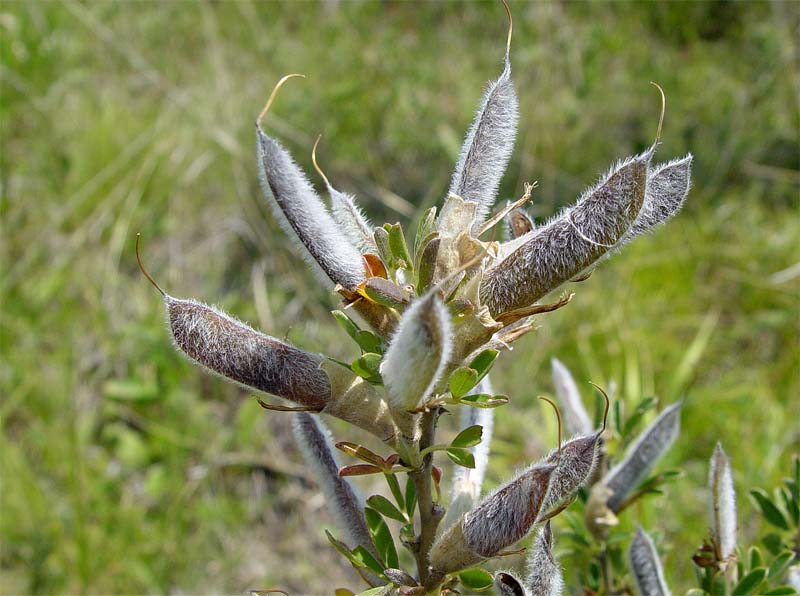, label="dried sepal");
[506,207,535,239]
[381,292,453,430]
[603,400,682,512]
[448,8,519,228]
[166,296,329,409]
[430,463,555,574]
[255,79,366,291]
[629,527,671,596]
[550,358,592,436]
[709,442,737,563]
[292,412,377,559]
[526,521,564,596]
[480,153,649,316]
